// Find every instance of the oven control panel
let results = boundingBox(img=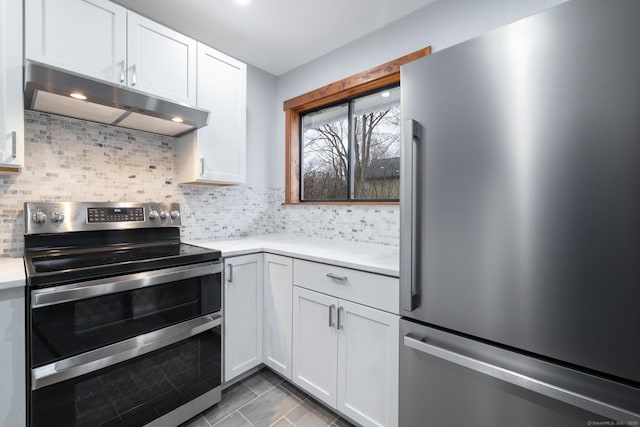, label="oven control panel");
[24,202,182,234]
[87,207,145,223]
